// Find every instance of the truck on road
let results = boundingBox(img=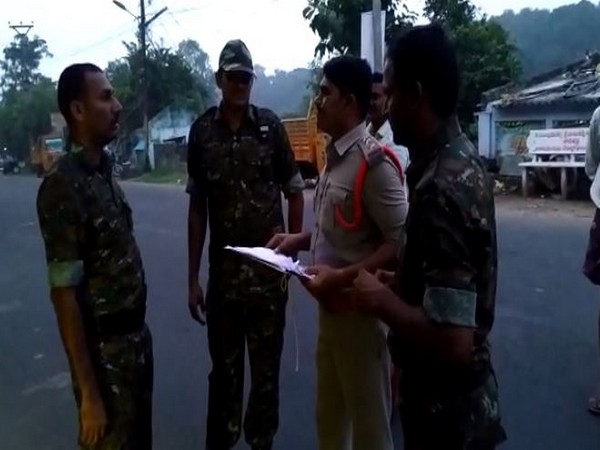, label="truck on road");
[281,101,328,181]
[31,113,68,177]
